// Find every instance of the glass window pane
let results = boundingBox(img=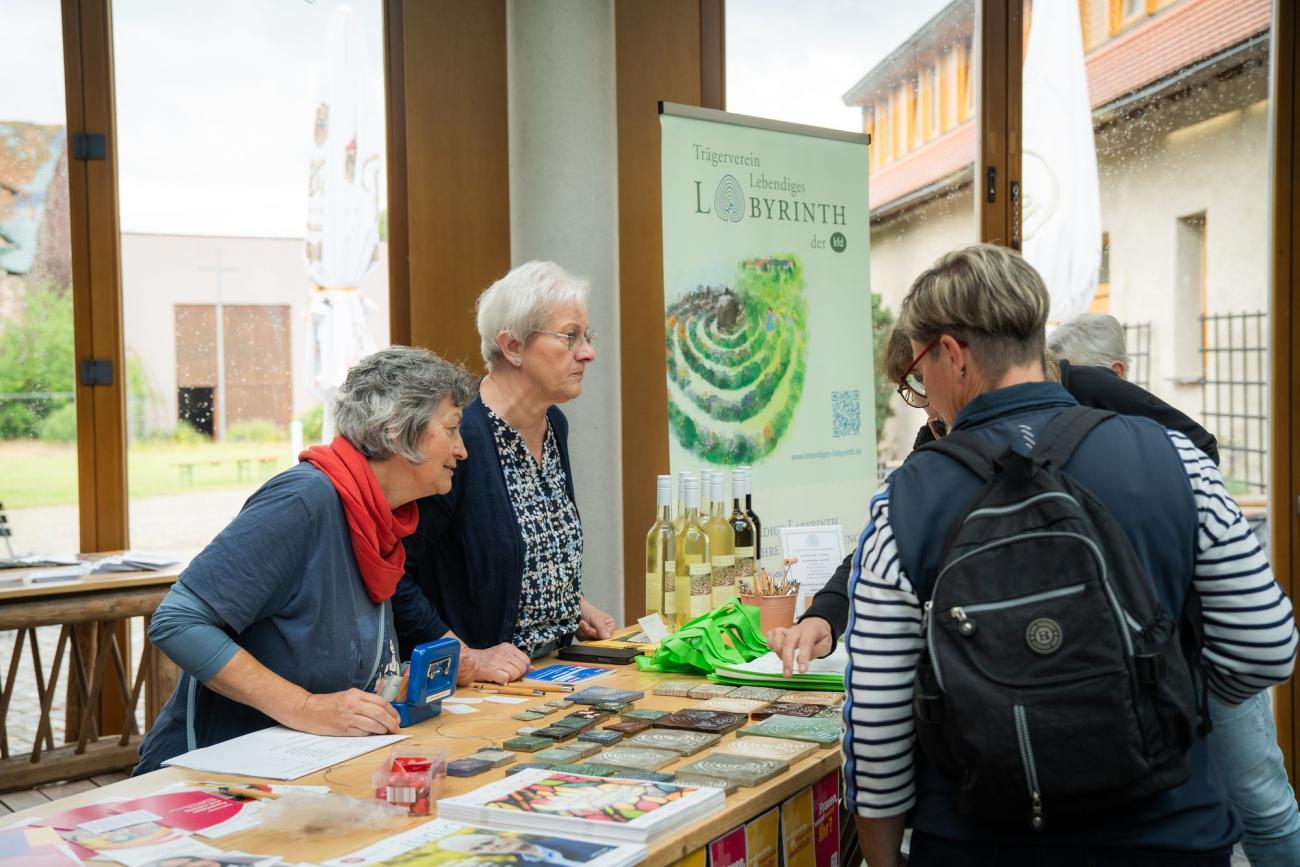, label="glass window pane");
[1025,0,1271,508]
[726,0,977,467]
[0,1,79,559]
[113,0,390,558]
